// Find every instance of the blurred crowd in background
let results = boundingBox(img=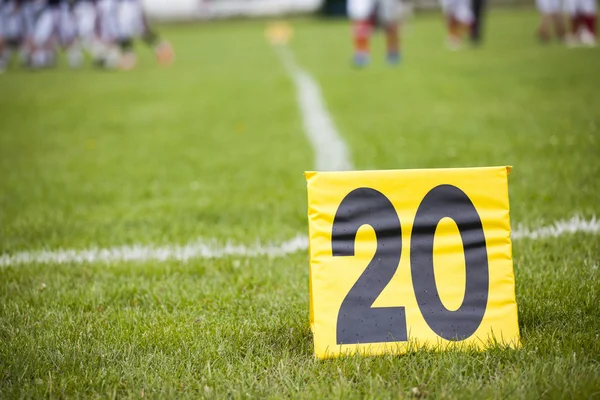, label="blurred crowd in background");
[347,0,596,66]
[0,0,173,72]
[0,0,596,73]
